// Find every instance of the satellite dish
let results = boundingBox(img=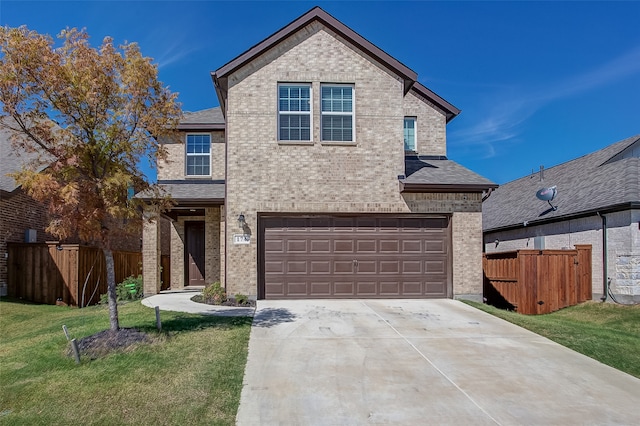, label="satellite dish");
[536,186,557,211]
